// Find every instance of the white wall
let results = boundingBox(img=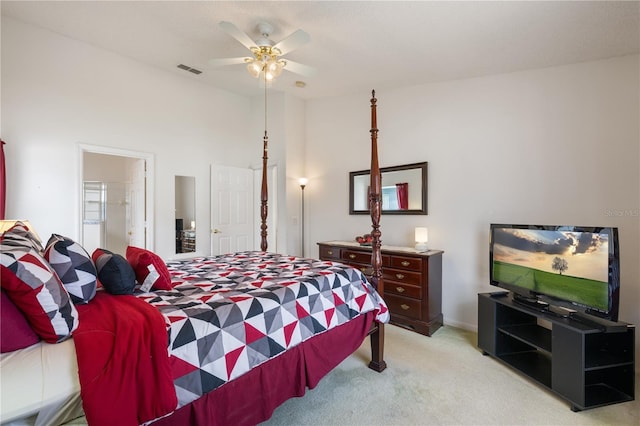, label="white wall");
[305,55,639,357]
[284,94,306,257]
[1,17,254,258]
[3,15,639,361]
